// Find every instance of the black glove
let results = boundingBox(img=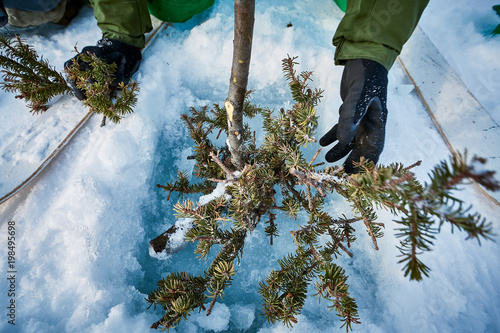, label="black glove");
[320,59,388,173]
[64,38,142,100]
